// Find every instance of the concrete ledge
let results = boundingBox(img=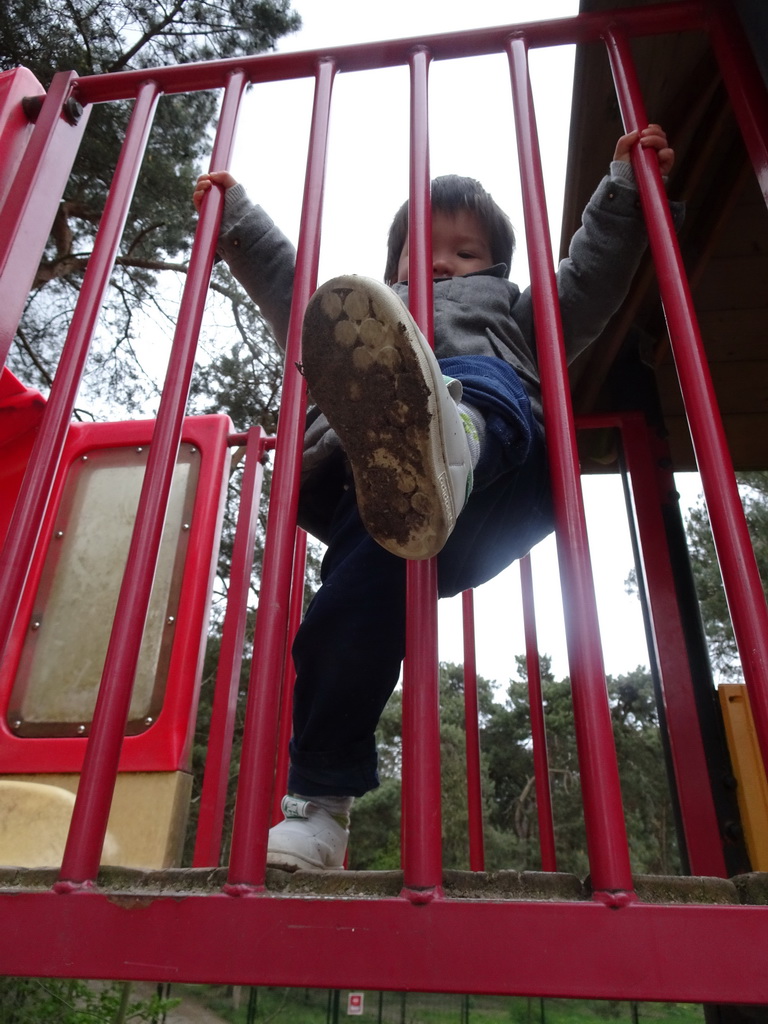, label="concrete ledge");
[632,873,739,904]
[442,869,585,901]
[731,871,768,905]
[1,866,767,907]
